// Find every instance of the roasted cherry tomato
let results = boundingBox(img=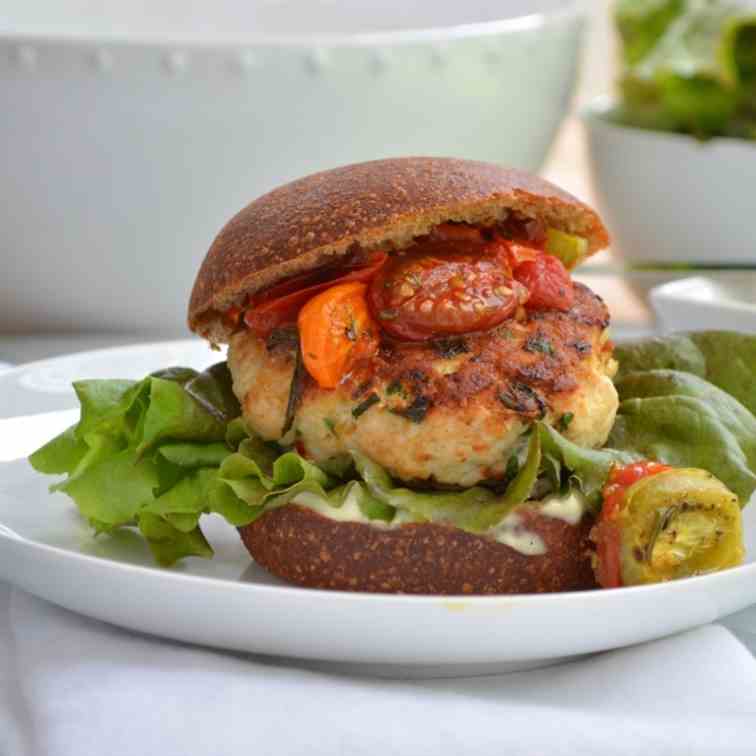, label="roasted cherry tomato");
[602,462,673,517]
[298,282,379,389]
[593,461,672,588]
[507,243,540,267]
[513,253,574,312]
[243,253,386,338]
[367,238,526,341]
